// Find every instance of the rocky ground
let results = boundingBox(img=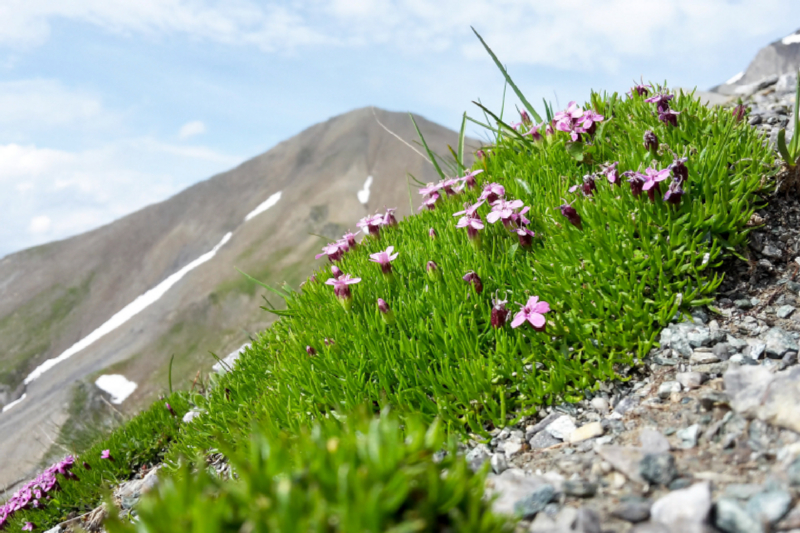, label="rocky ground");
[466,81,800,533]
